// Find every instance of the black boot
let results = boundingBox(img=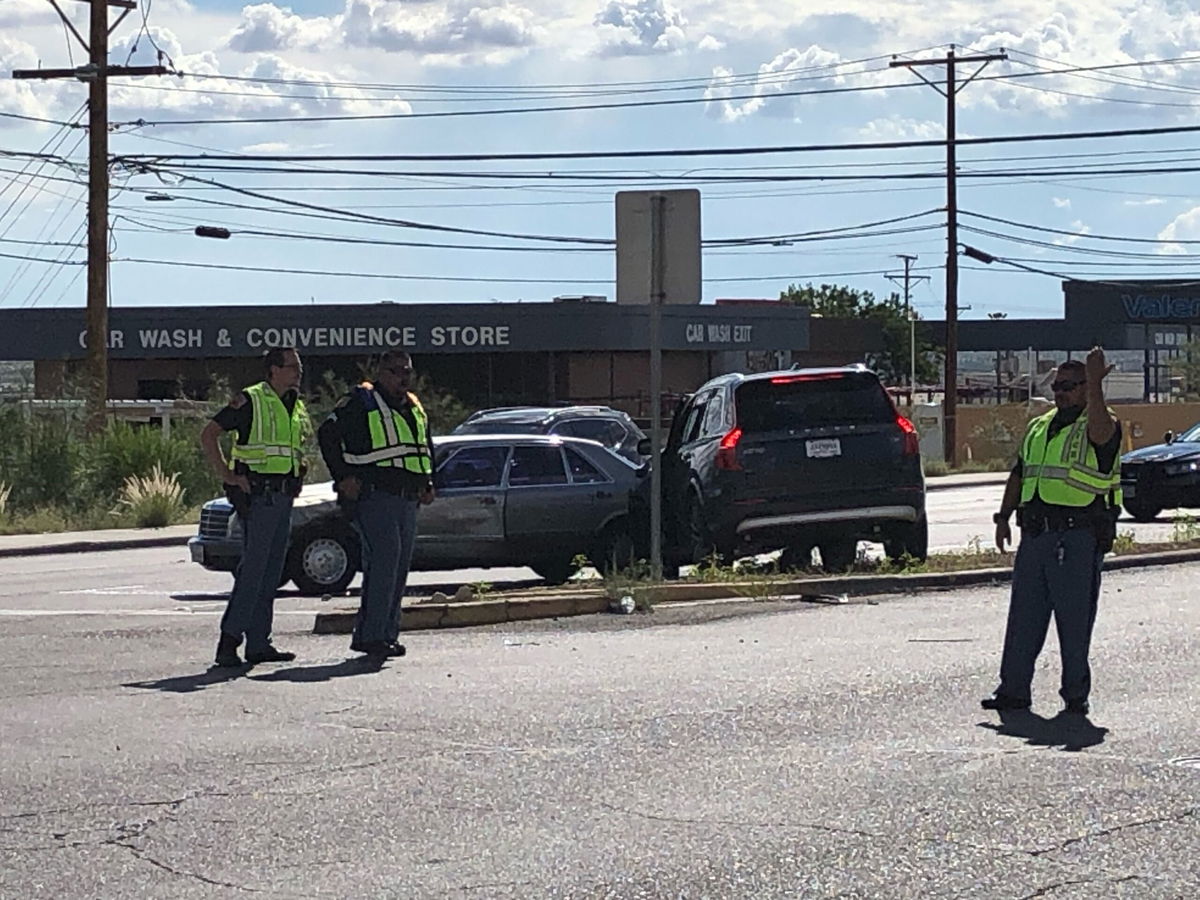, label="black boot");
[980,693,1031,711]
[214,633,243,668]
[245,645,296,664]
